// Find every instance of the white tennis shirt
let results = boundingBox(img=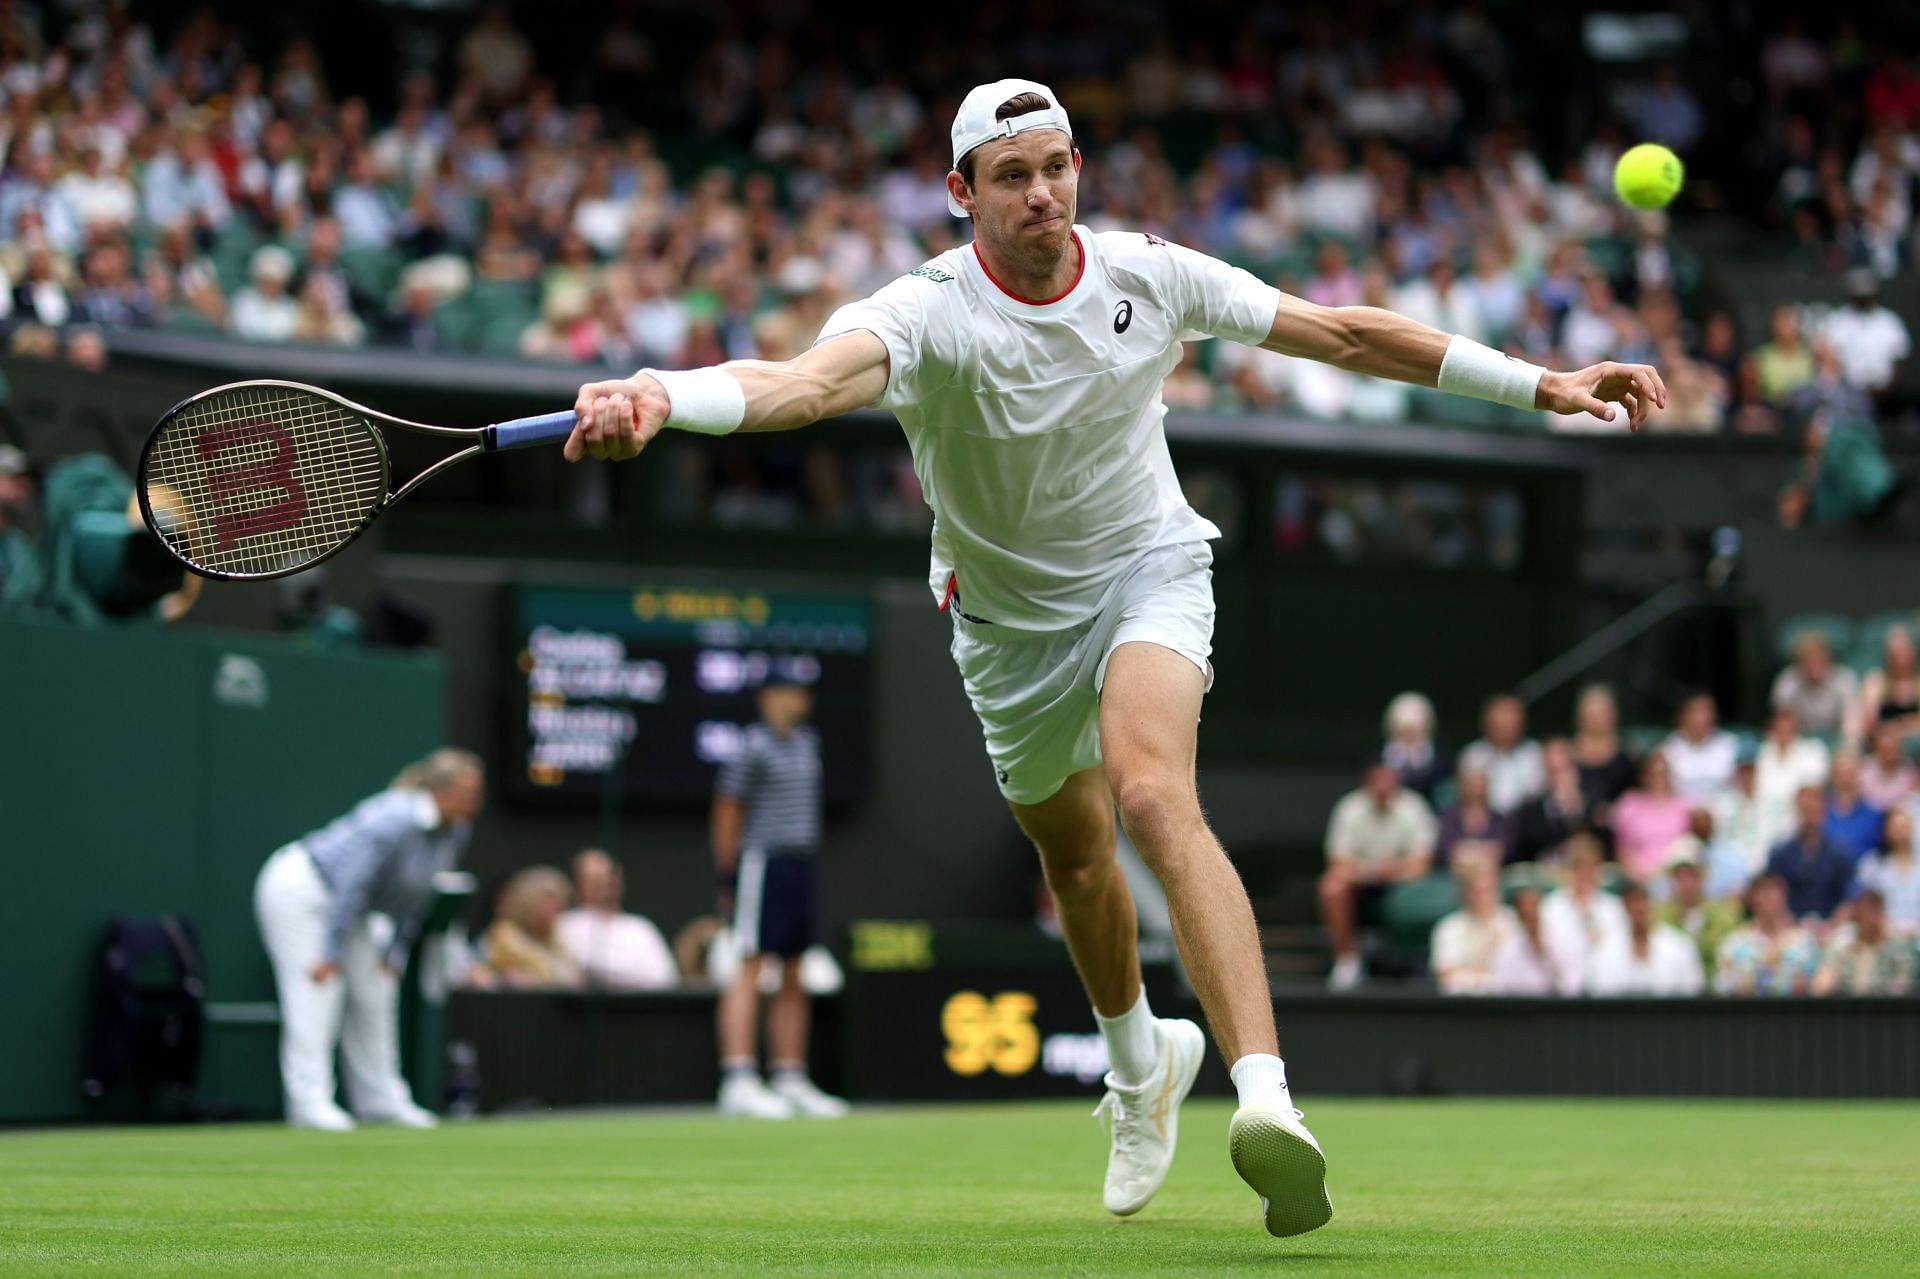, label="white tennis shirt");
[815,226,1281,629]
